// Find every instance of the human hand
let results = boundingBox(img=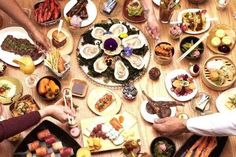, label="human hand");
[39,105,75,123]
[153,117,188,136]
[29,29,50,51]
[146,14,160,40]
